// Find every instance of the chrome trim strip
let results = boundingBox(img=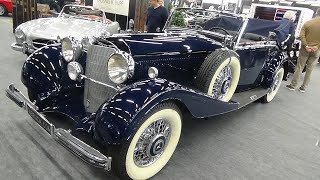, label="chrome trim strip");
[235,19,249,47]
[81,75,120,91]
[11,43,24,52]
